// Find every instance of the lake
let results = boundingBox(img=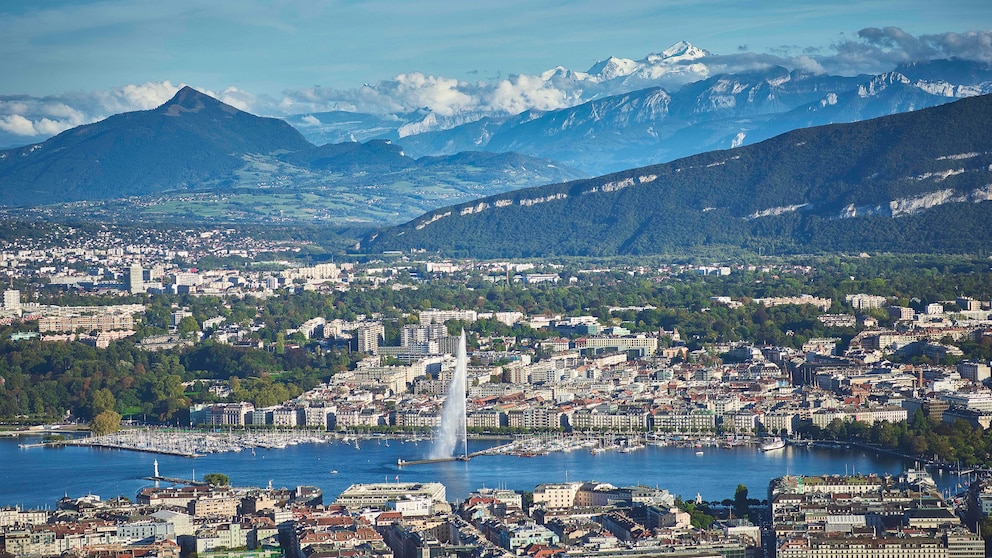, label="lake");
[1,433,951,509]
